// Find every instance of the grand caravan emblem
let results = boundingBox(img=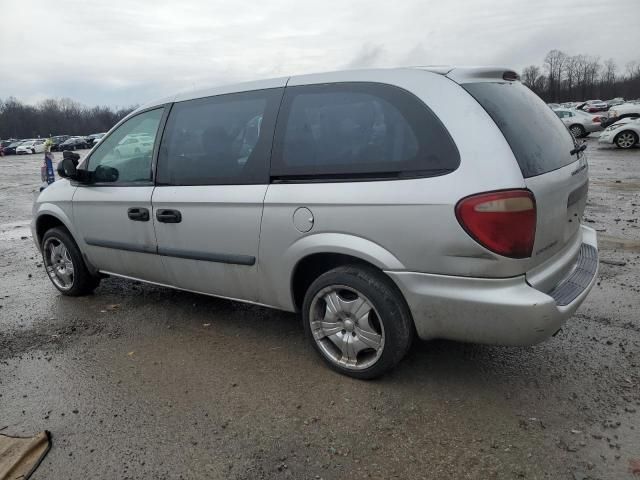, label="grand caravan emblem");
[570,157,588,176]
